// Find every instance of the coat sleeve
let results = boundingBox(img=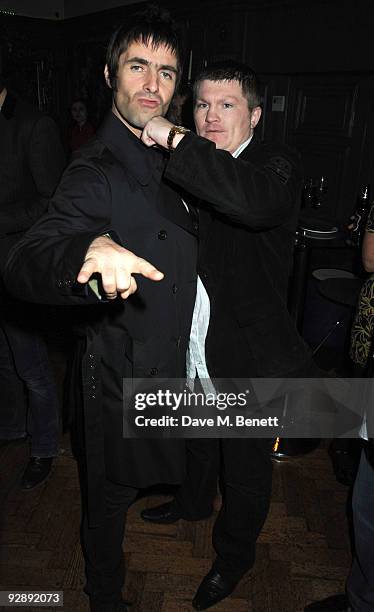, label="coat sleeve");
[4,158,113,305]
[164,132,303,230]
